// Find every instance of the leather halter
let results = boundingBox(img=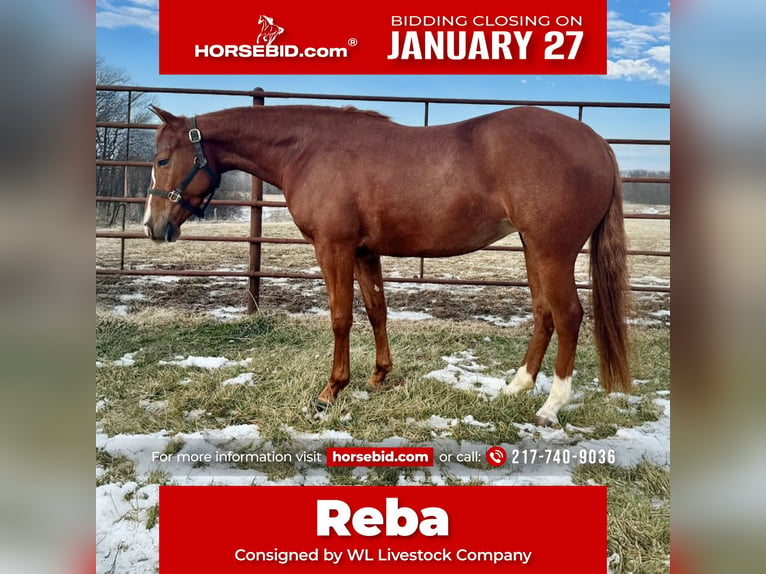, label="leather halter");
[147,117,221,219]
